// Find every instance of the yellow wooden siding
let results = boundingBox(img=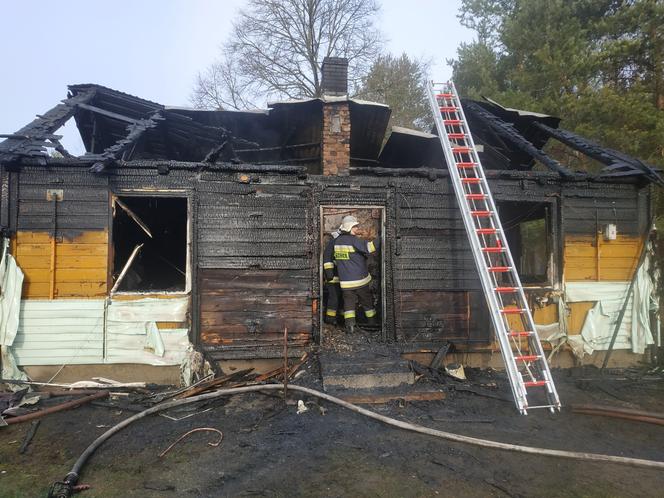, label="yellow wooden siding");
[533,303,557,324]
[501,302,558,334]
[564,234,642,281]
[12,230,108,298]
[567,301,595,335]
